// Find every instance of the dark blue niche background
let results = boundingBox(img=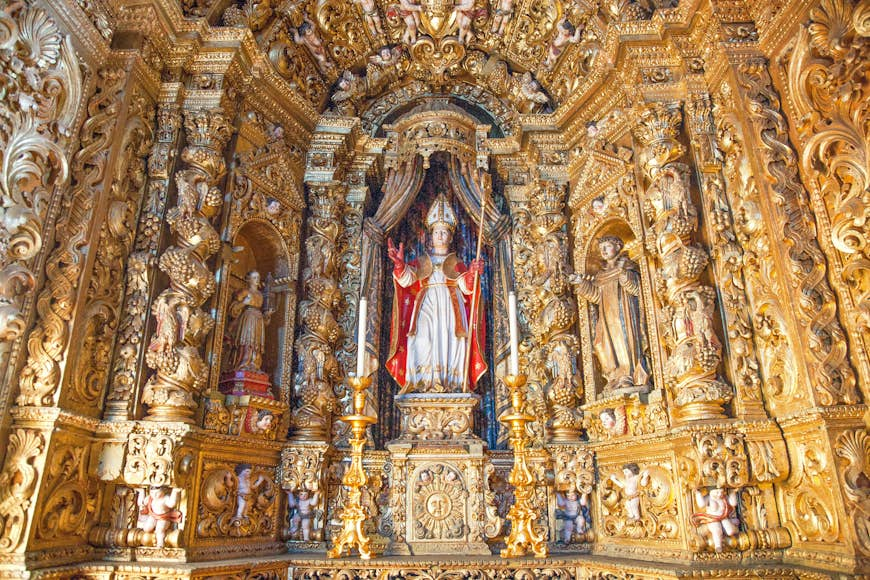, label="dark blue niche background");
[375,154,501,449]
